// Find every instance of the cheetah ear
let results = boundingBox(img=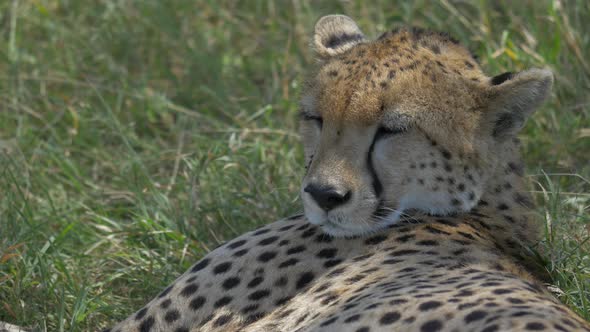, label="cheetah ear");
[313,15,366,58]
[485,68,553,140]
